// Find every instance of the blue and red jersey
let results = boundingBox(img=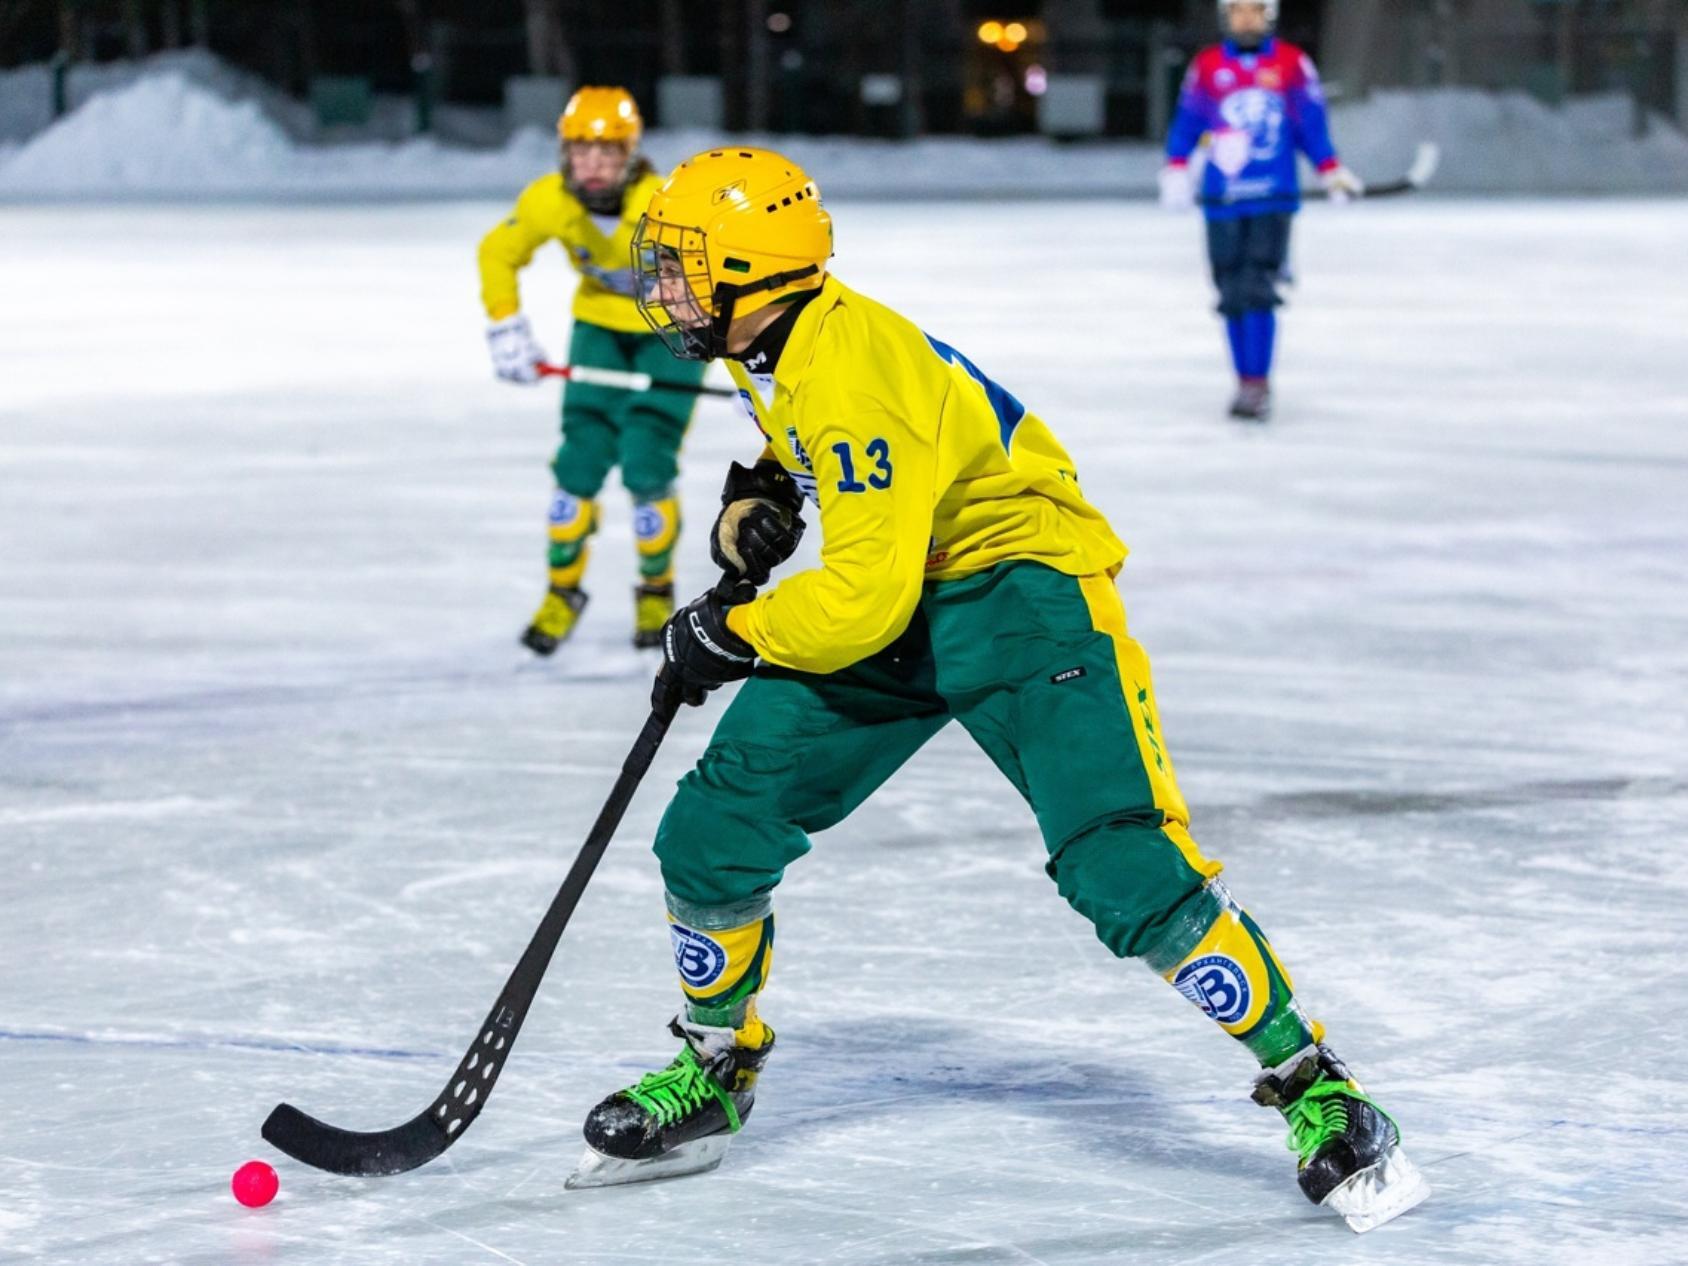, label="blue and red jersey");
[1165,38,1340,220]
